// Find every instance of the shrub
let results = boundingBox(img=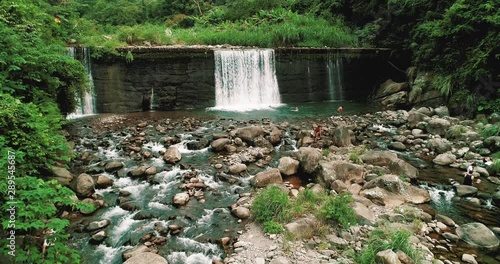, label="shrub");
[322,148,330,157]
[480,123,500,138]
[252,186,289,223]
[0,93,83,263]
[356,229,422,264]
[319,192,356,229]
[446,125,468,139]
[490,159,500,176]
[263,221,283,234]
[289,188,325,219]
